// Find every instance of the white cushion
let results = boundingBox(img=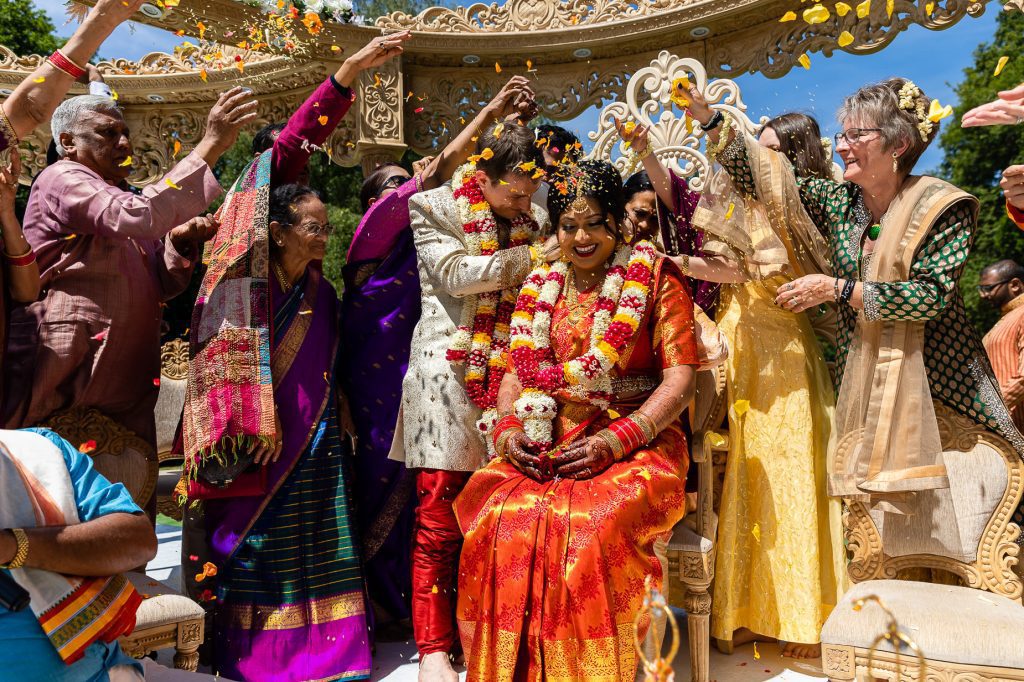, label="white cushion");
[821,580,1024,669]
[126,571,204,630]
